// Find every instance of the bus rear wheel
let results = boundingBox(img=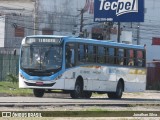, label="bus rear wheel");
[107,81,123,99]
[70,81,83,99]
[33,89,45,97]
